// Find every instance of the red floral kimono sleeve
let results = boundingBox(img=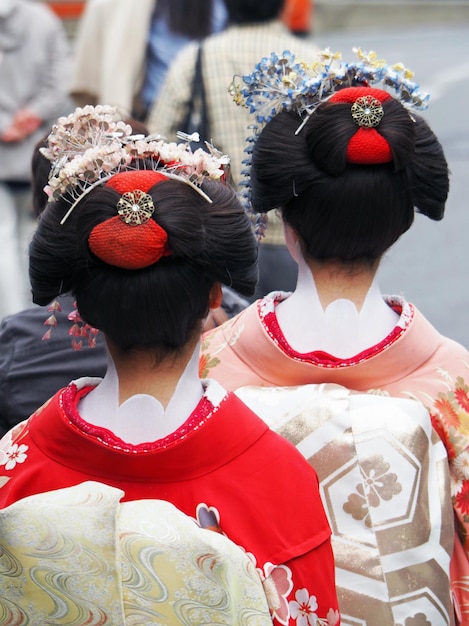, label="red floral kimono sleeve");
[261,539,340,626]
